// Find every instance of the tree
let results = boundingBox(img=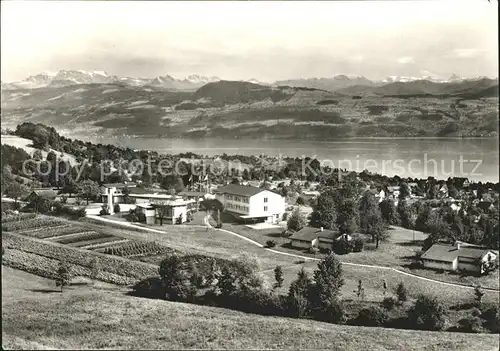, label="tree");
[396,282,408,303]
[56,260,71,293]
[399,182,411,200]
[156,205,168,225]
[159,255,191,301]
[273,265,284,290]
[287,267,312,317]
[356,279,365,301]
[359,191,379,231]
[77,180,100,205]
[287,208,307,232]
[61,176,77,197]
[216,208,223,229]
[474,285,485,304]
[122,186,131,204]
[409,295,446,331]
[336,199,359,235]
[310,254,344,314]
[397,200,416,229]
[310,189,337,230]
[295,197,305,206]
[161,174,185,193]
[379,199,399,225]
[5,182,28,204]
